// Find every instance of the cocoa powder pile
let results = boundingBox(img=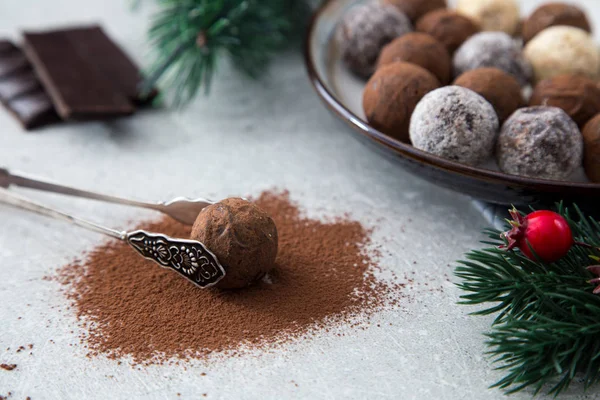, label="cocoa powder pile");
[57,190,396,364]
